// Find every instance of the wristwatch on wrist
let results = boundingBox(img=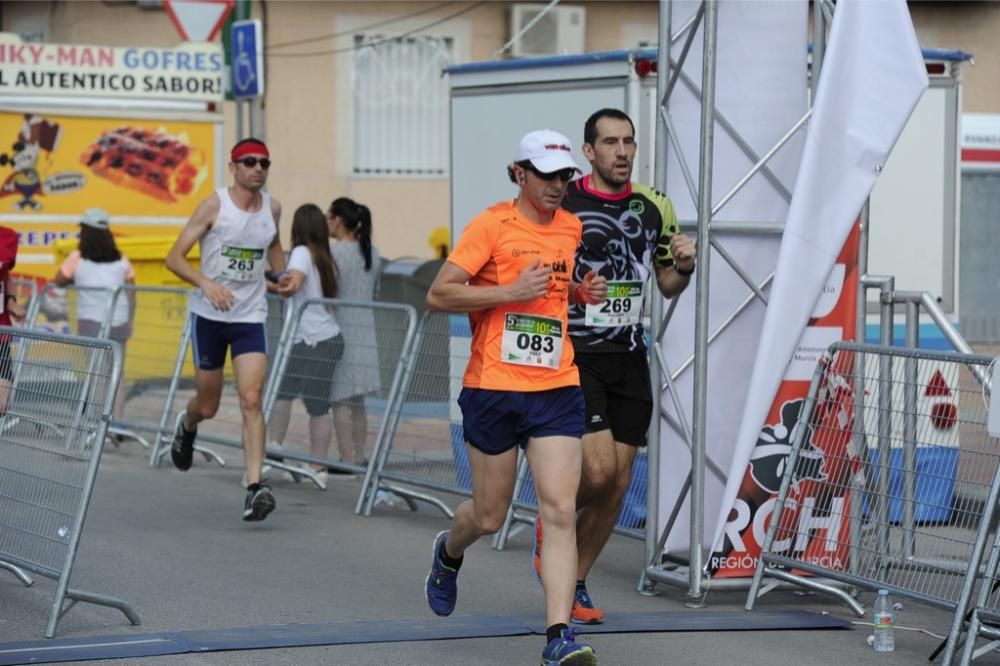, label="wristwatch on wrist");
[675,263,695,276]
